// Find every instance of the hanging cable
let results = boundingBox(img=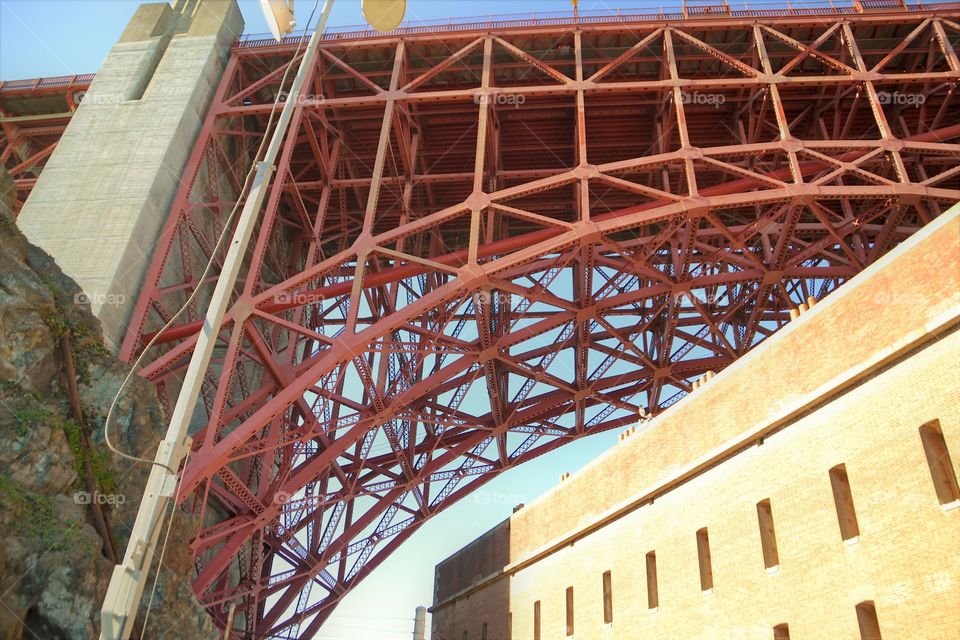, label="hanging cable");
[102,0,322,473]
[134,0,325,634]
